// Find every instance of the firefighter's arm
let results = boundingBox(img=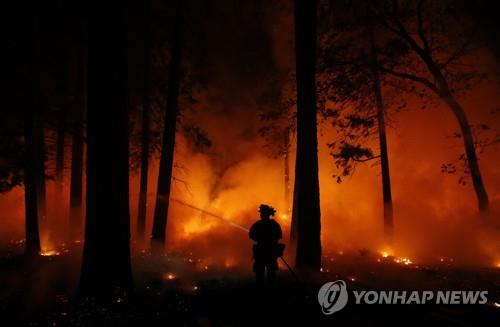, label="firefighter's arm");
[249,224,257,241]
